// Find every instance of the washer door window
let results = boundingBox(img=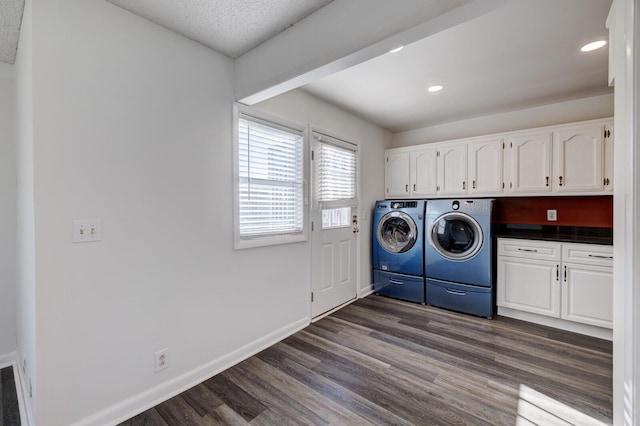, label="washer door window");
[377,212,418,254]
[429,212,483,261]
